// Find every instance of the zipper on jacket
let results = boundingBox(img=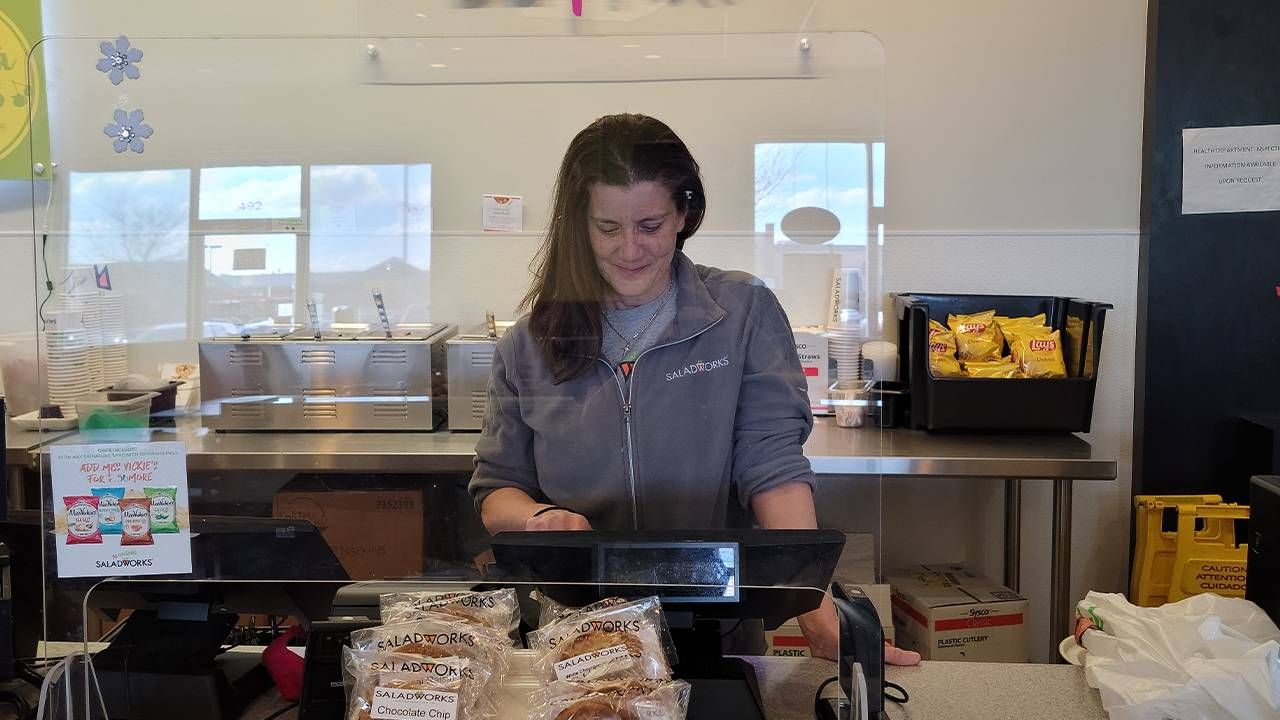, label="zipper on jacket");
[599,314,725,530]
